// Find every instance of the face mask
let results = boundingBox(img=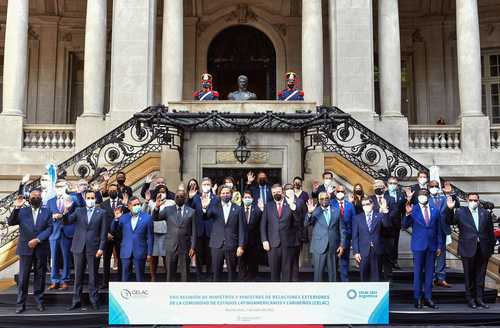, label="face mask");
[109,191,118,199]
[202,185,211,193]
[468,202,479,211]
[294,183,302,189]
[222,195,232,203]
[374,188,384,196]
[323,179,332,187]
[175,197,185,207]
[418,178,427,186]
[418,195,428,205]
[429,187,439,196]
[355,189,363,196]
[225,183,234,189]
[56,187,66,197]
[320,200,330,208]
[335,192,345,200]
[85,199,96,208]
[258,179,267,186]
[273,194,283,202]
[388,184,397,192]
[363,205,373,215]
[202,82,211,89]
[30,197,42,209]
[285,190,294,199]
[132,204,141,215]
[243,198,253,207]
[117,178,126,185]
